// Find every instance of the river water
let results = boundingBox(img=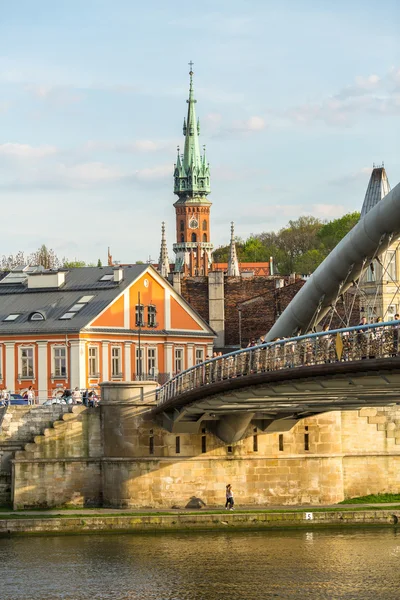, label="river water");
[0,528,399,599]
